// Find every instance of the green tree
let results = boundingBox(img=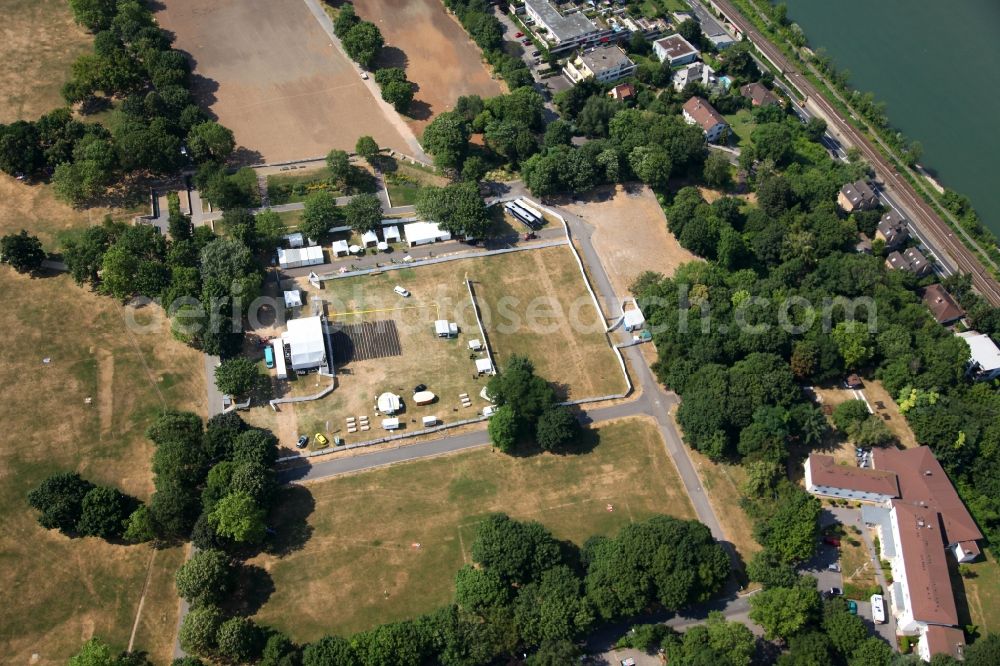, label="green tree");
[333,3,358,37]
[373,67,407,86]
[186,121,235,163]
[471,513,562,584]
[486,355,556,438]
[381,80,414,114]
[488,404,518,453]
[832,400,871,432]
[28,472,95,534]
[678,19,703,47]
[69,638,126,666]
[629,145,673,190]
[342,22,384,69]
[704,150,732,188]
[208,491,267,543]
[964,633,1000,666]
[67,0,117,31]
[174,549,235,607]
[461,155,488,183]
[747,549,799,589]
[344,192,383,234]
[783,631,833,666]
[215,357,263,399]
[822,598,869,658]
[527,639,581,666]
[0,120,43,175]
[179,605,224,656]
[230,428,279,467]
[702,611,756,666]
[832,321,874,369]
[254,210,285,251]
[355,135,380,164]
[0,230,46,273]
[216,616,264,664]
[421,111,470,169]
[543,119,574,148]
[751,123,794,165]
[535,406,580,452]
[414,182,490,238]
[302,635,358,666]
[752,485,821,563]
[77,486,133,539]
[123,505,156,544]
[748,583,821,641]
[301,190,340,241]
[741,460,782,498]
[514,565,594,644]
[848,637,893,666]
[325,149,352,185]
[454,564,513,615]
